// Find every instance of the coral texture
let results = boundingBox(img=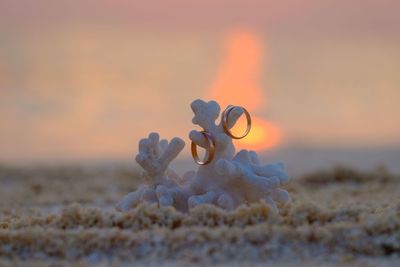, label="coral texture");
[116,99,290,212]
